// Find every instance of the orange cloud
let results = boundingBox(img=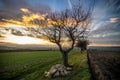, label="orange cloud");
[20,8,31,13]
[0,7,88,28]
[22,14,45,23]
[2,19,22,25]
[89,43,120,47]
[0,8,48,28]
[109,18,120,23]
